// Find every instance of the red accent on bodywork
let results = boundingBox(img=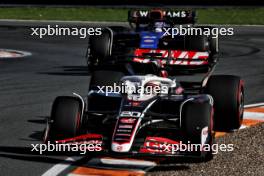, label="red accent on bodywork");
[160,70,168,78]
[132,101,141,106]
[56,134,103,143]
[175,86,184,94]
[140,137,180,154]
[149,10,164,20]
[120,118,137,124]
[133,48,209,66]
[145,137,179,144]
